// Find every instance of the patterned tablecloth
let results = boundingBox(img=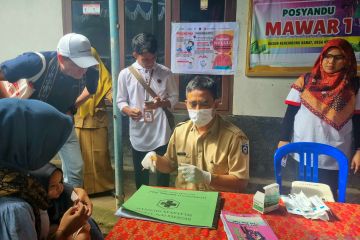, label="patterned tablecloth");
[106,192,360,239]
